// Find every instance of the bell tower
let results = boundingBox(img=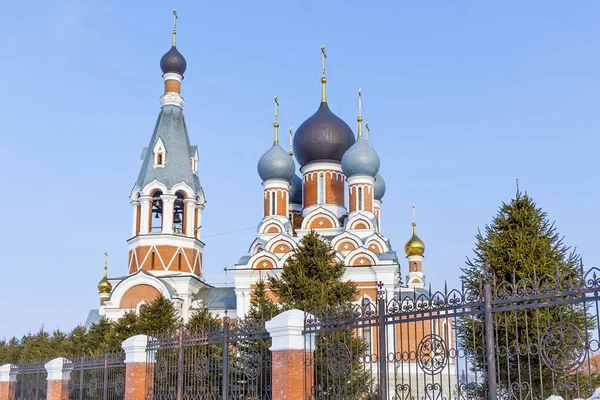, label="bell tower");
[128,11,206,278]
